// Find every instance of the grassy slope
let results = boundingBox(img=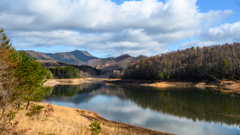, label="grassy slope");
[12,102,172,135]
